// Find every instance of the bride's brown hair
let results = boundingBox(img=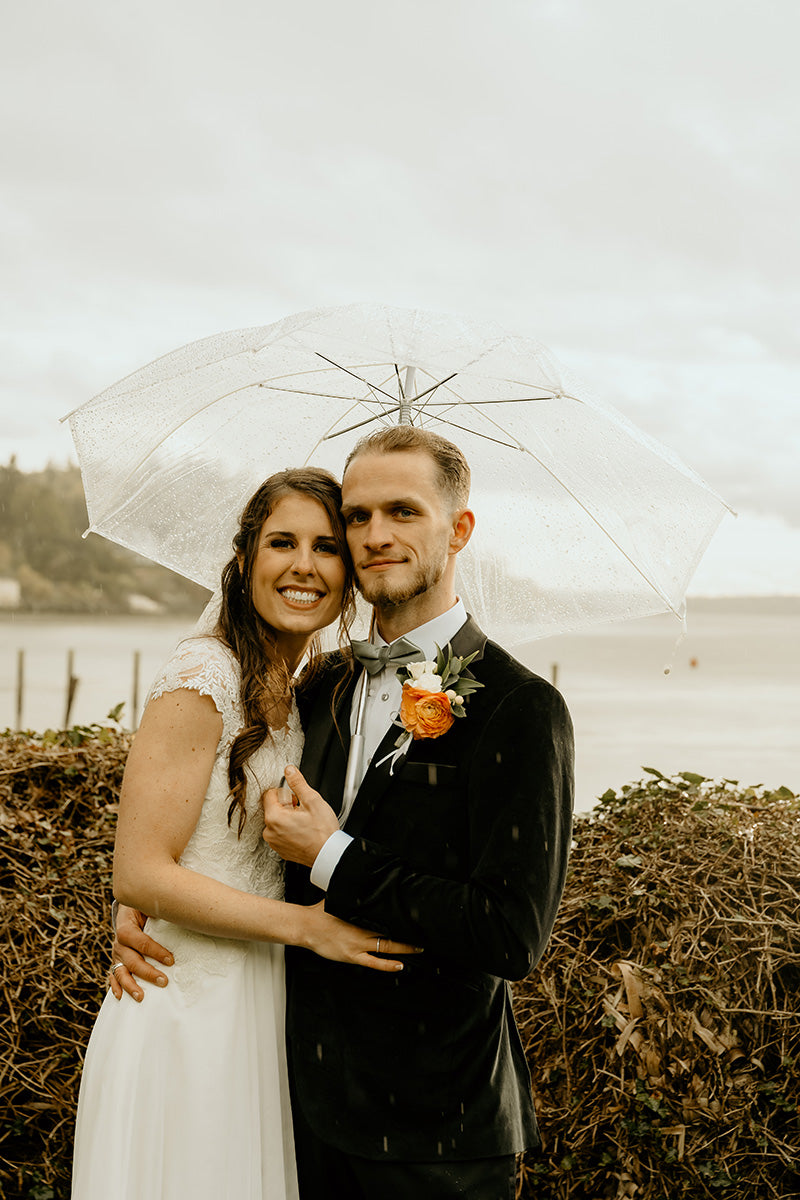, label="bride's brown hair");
[216,468,355,834]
